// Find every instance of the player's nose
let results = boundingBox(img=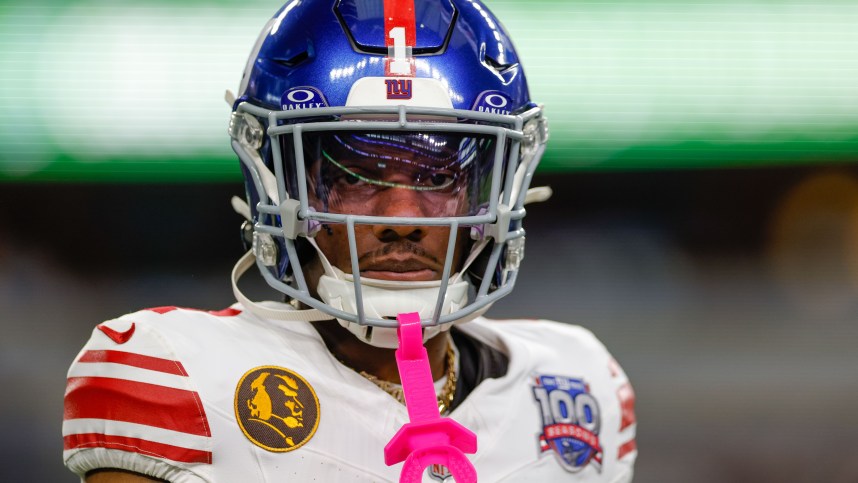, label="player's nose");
[370,186,429,242]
